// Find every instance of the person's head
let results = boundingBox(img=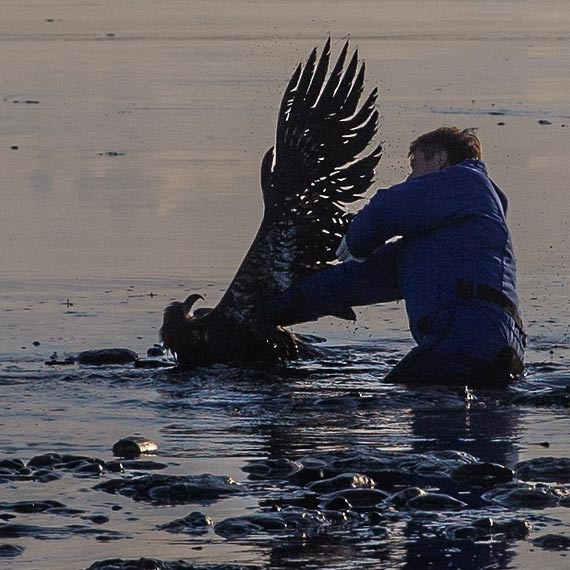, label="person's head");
[407,127,482,178]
